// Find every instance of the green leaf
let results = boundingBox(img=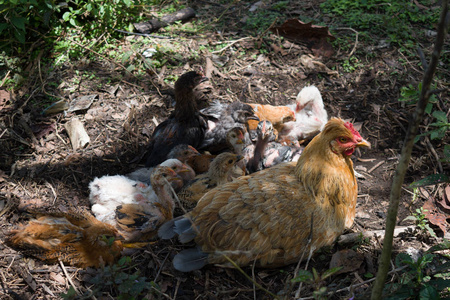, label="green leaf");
[442,145,450,163]
[0,23,7,34]
[321,266,343,280]
[419,285,438,300]
[14,29,25,43]
[126,65,135,72]
[291,269,313,283]
[432,110,448,123]
[62,12,71,21]
[426,240,450,253]
[409,174,450,188]
[395,253,413,267]
[11,17,26,30]
[425,102,433,114]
